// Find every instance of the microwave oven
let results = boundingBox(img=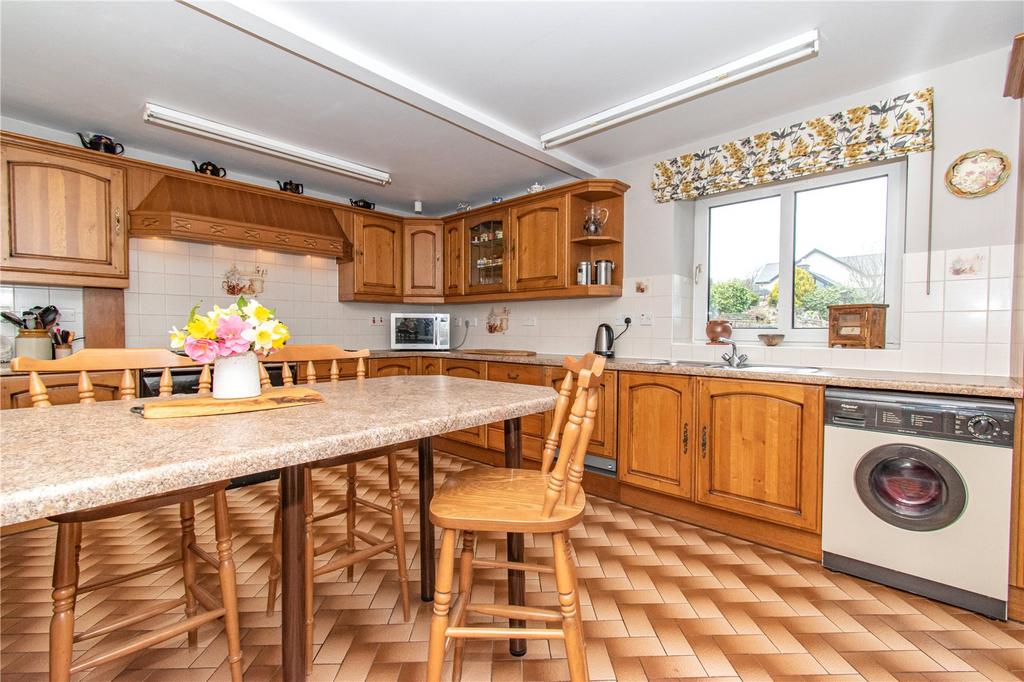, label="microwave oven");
[391,313,450,350]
